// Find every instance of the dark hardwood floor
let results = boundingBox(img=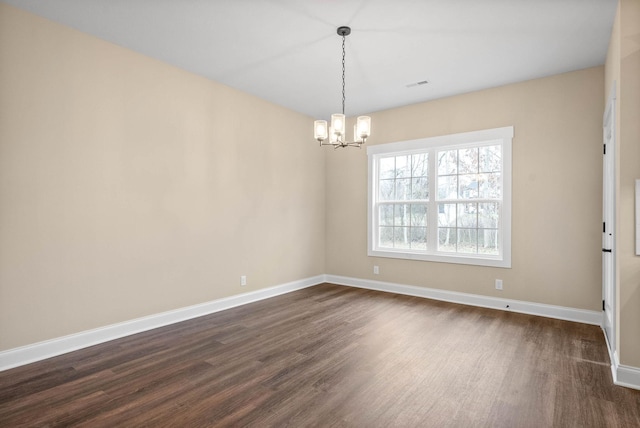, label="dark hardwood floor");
[1,283,639,427]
